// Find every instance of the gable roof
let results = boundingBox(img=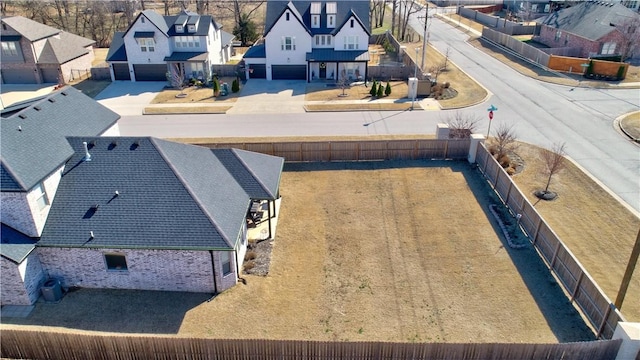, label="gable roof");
[1,16,60,42]
[1,223,38,264]
[38,137,284,251]
[264,0,370,36]
[539,1,639,41]
[0,87,120,192]
[122,9,219,39]
[106,31,128,62]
